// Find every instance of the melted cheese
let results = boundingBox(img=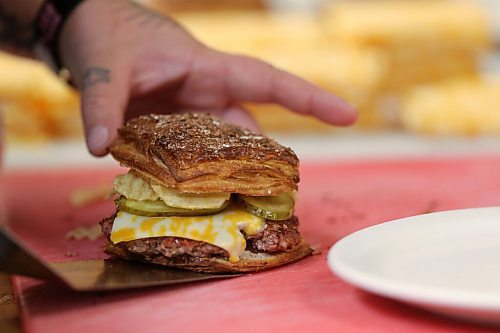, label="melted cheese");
[111,206,266,262]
